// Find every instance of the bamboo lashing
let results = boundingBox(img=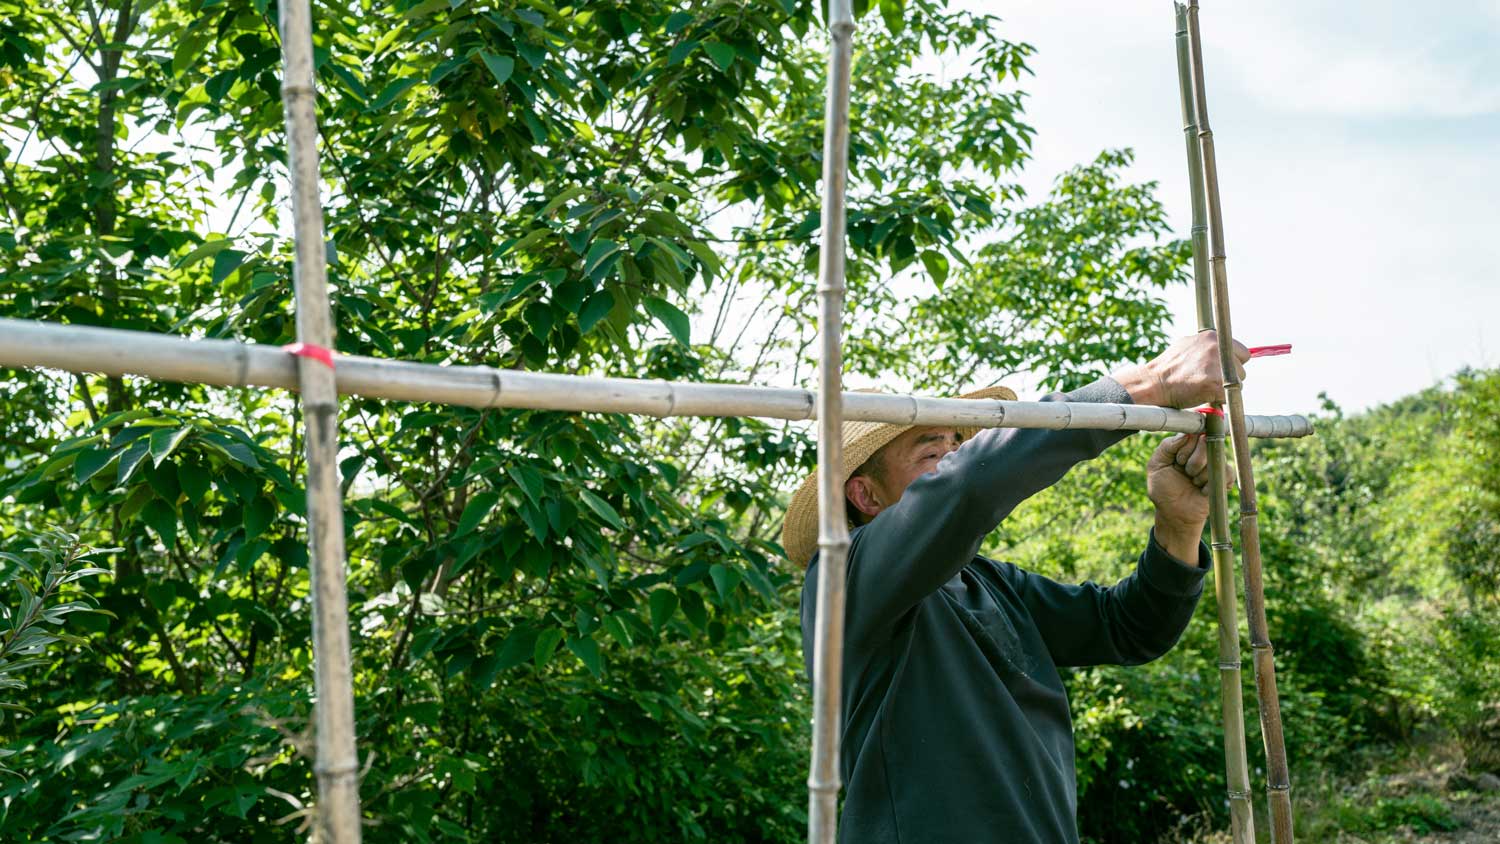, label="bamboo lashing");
[277,0,363,839]
[1174,5,1255,841]
[0,318,1314,439]
[1185,2,1296,840]
[807,1,855,841]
